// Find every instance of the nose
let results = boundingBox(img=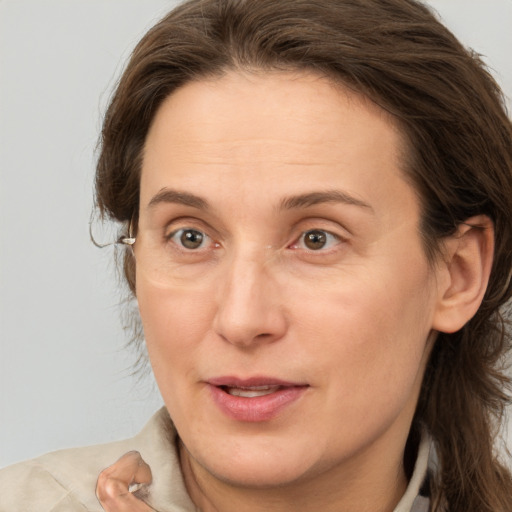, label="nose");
[212,253,288,348]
